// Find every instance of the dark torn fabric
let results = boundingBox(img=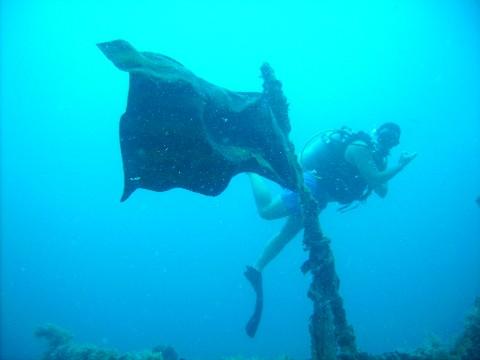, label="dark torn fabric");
[97,40,299,201]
